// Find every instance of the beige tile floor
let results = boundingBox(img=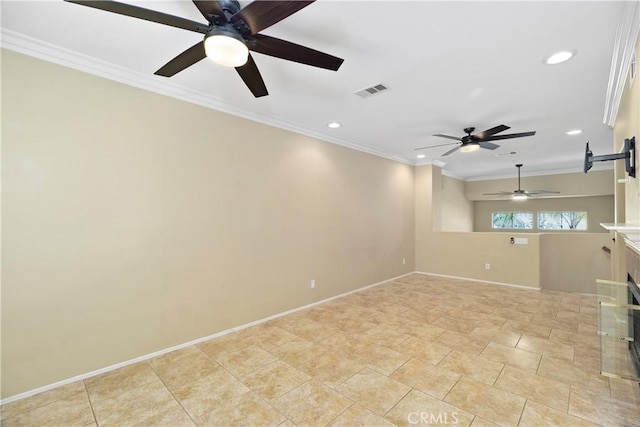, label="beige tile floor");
[2,274,640,427]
